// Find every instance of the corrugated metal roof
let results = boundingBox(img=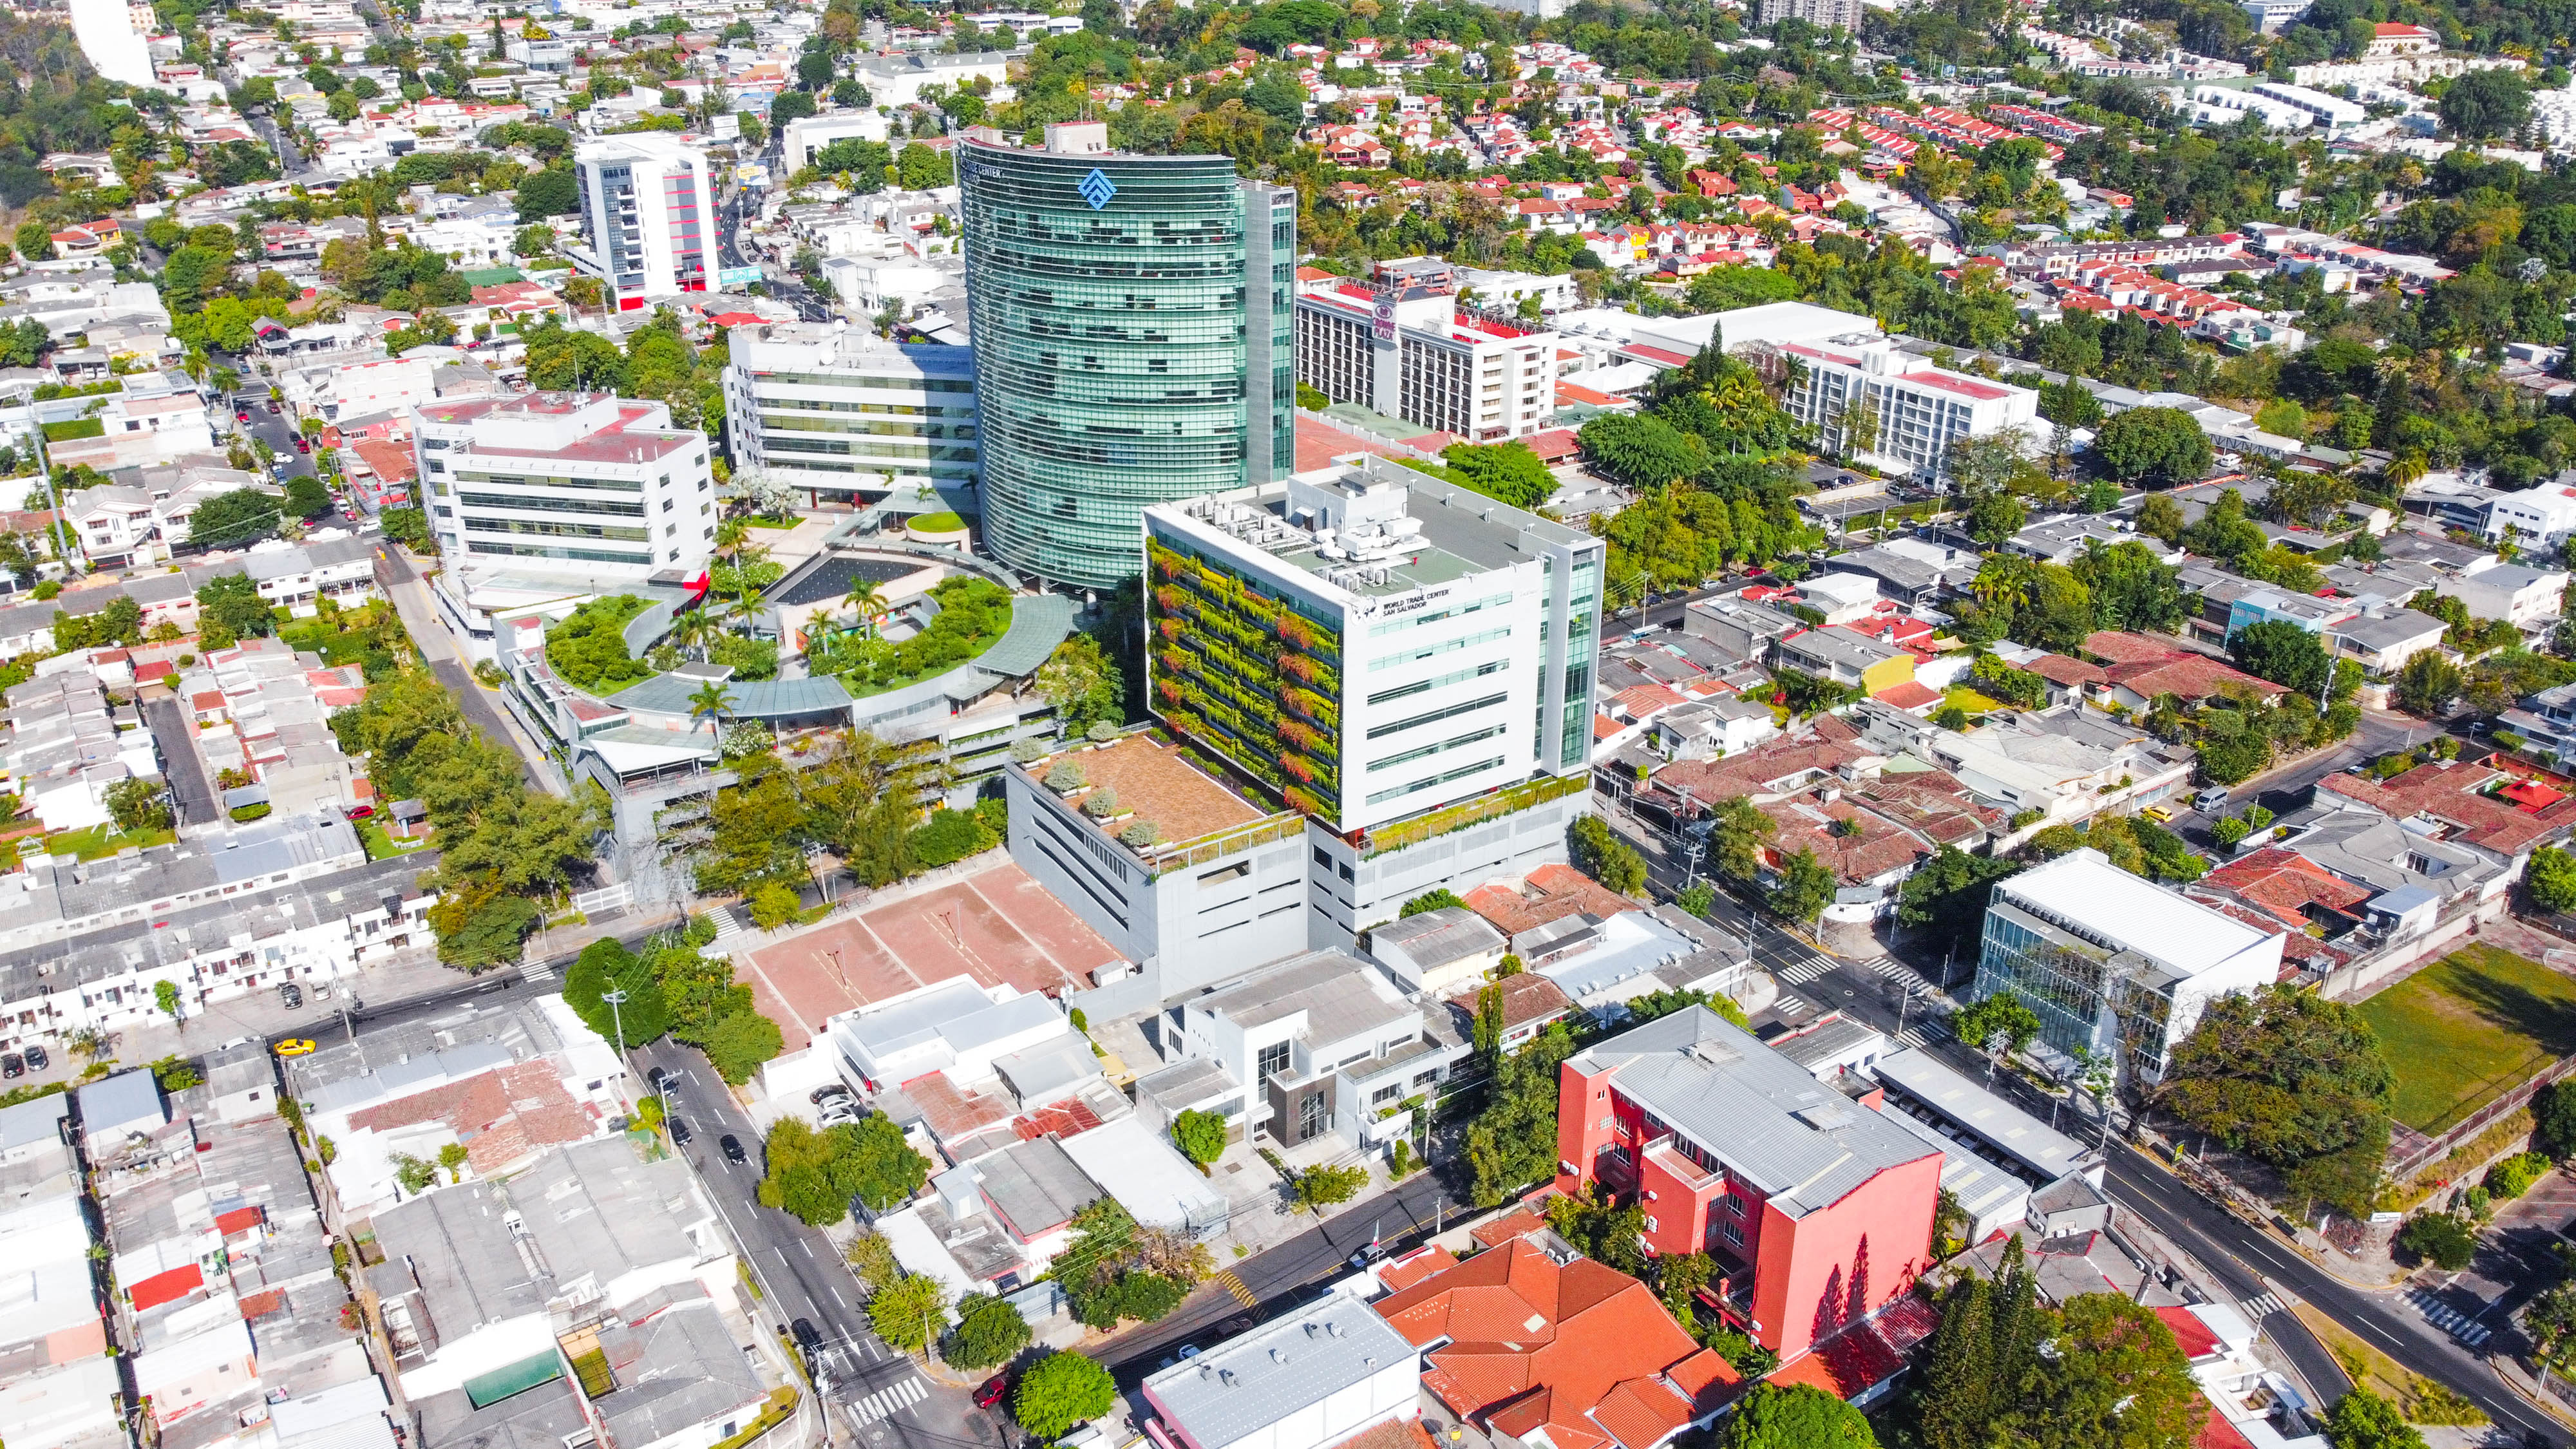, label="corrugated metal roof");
[974,591,1074,678]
